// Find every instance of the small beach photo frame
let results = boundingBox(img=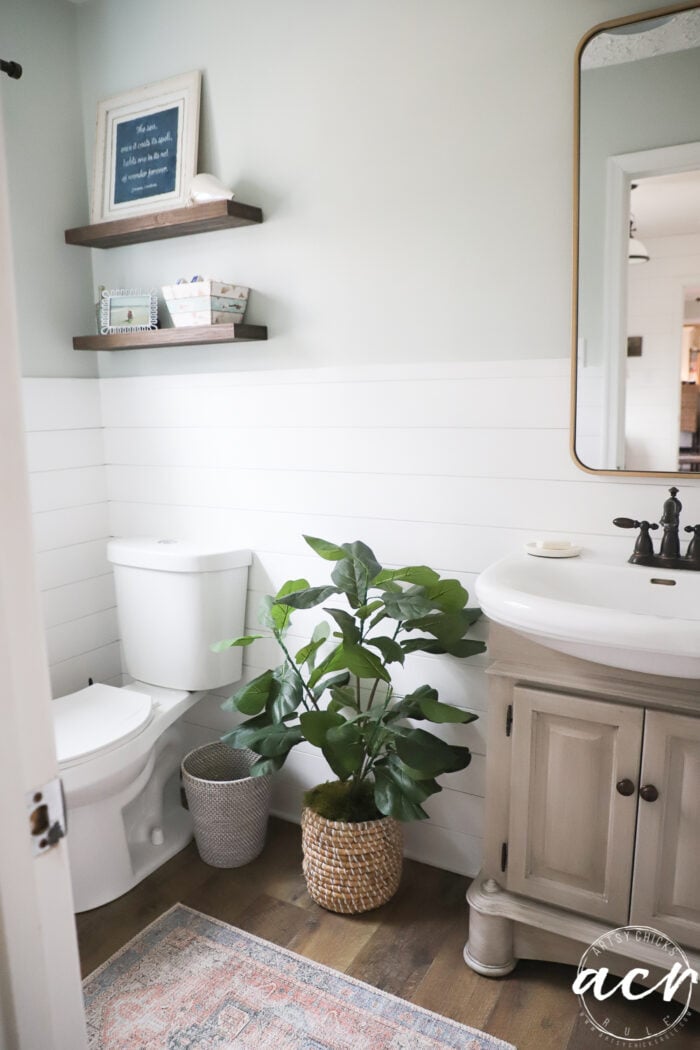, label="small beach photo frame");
[100,289,158,334]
